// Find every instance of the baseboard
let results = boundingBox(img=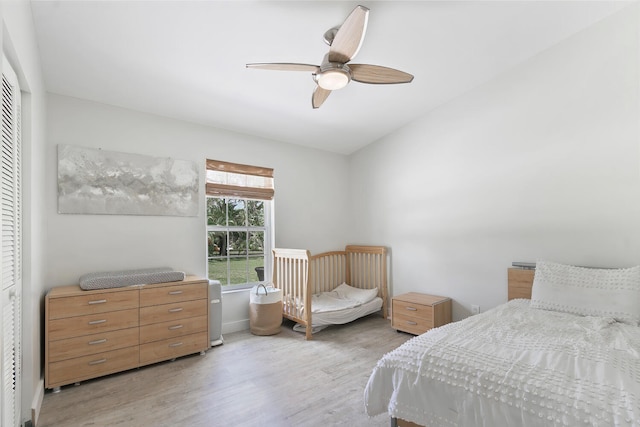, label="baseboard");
[30,379,44,427]
[222,319,249,335]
